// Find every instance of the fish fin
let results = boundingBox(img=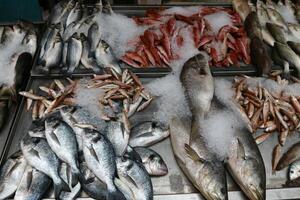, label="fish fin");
[49,131,61,146]
[184,144,206,163]
[6,161,21,177]
[88,146,100,162]
[107,189,126,200]
[124,174,139,189]
[25,168,33,191]
[134,131,155,139]
[53,178,71,199]
[236,138,246,160]
[28,148,40,159]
